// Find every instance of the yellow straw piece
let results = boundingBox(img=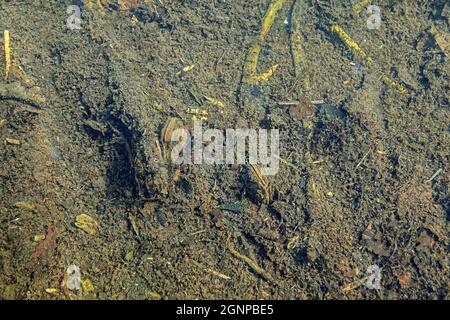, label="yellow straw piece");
[331,24,367,60]
[260,0,285,40]
[353,0,372,15]
[4,30,11,80]
[381,75,407,94]
[331,24,407,94]
[244,0,286,84]
[246,64,280,84]
[431,25,449,57]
